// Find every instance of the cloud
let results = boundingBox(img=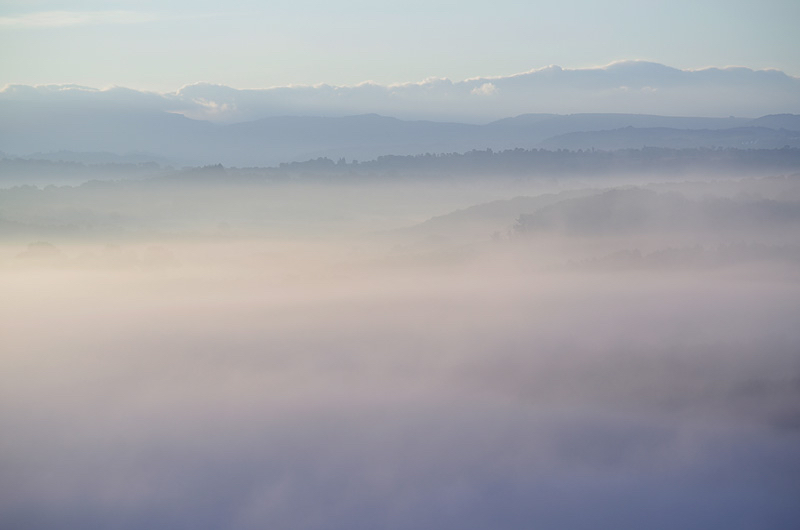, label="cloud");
[1,61,799,123]
[471,82,497,96]
[192,98,236,116]
[161,62,800,122]
[0,10,158,28]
